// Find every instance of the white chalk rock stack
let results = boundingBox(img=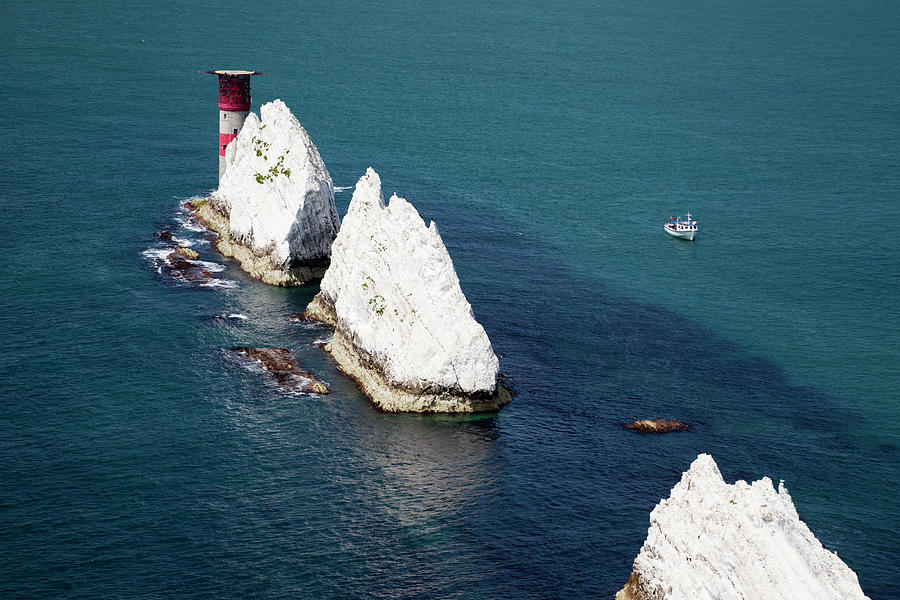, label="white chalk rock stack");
[617,454,870,600]
[194,99,339,285]
[306,168,508,413]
